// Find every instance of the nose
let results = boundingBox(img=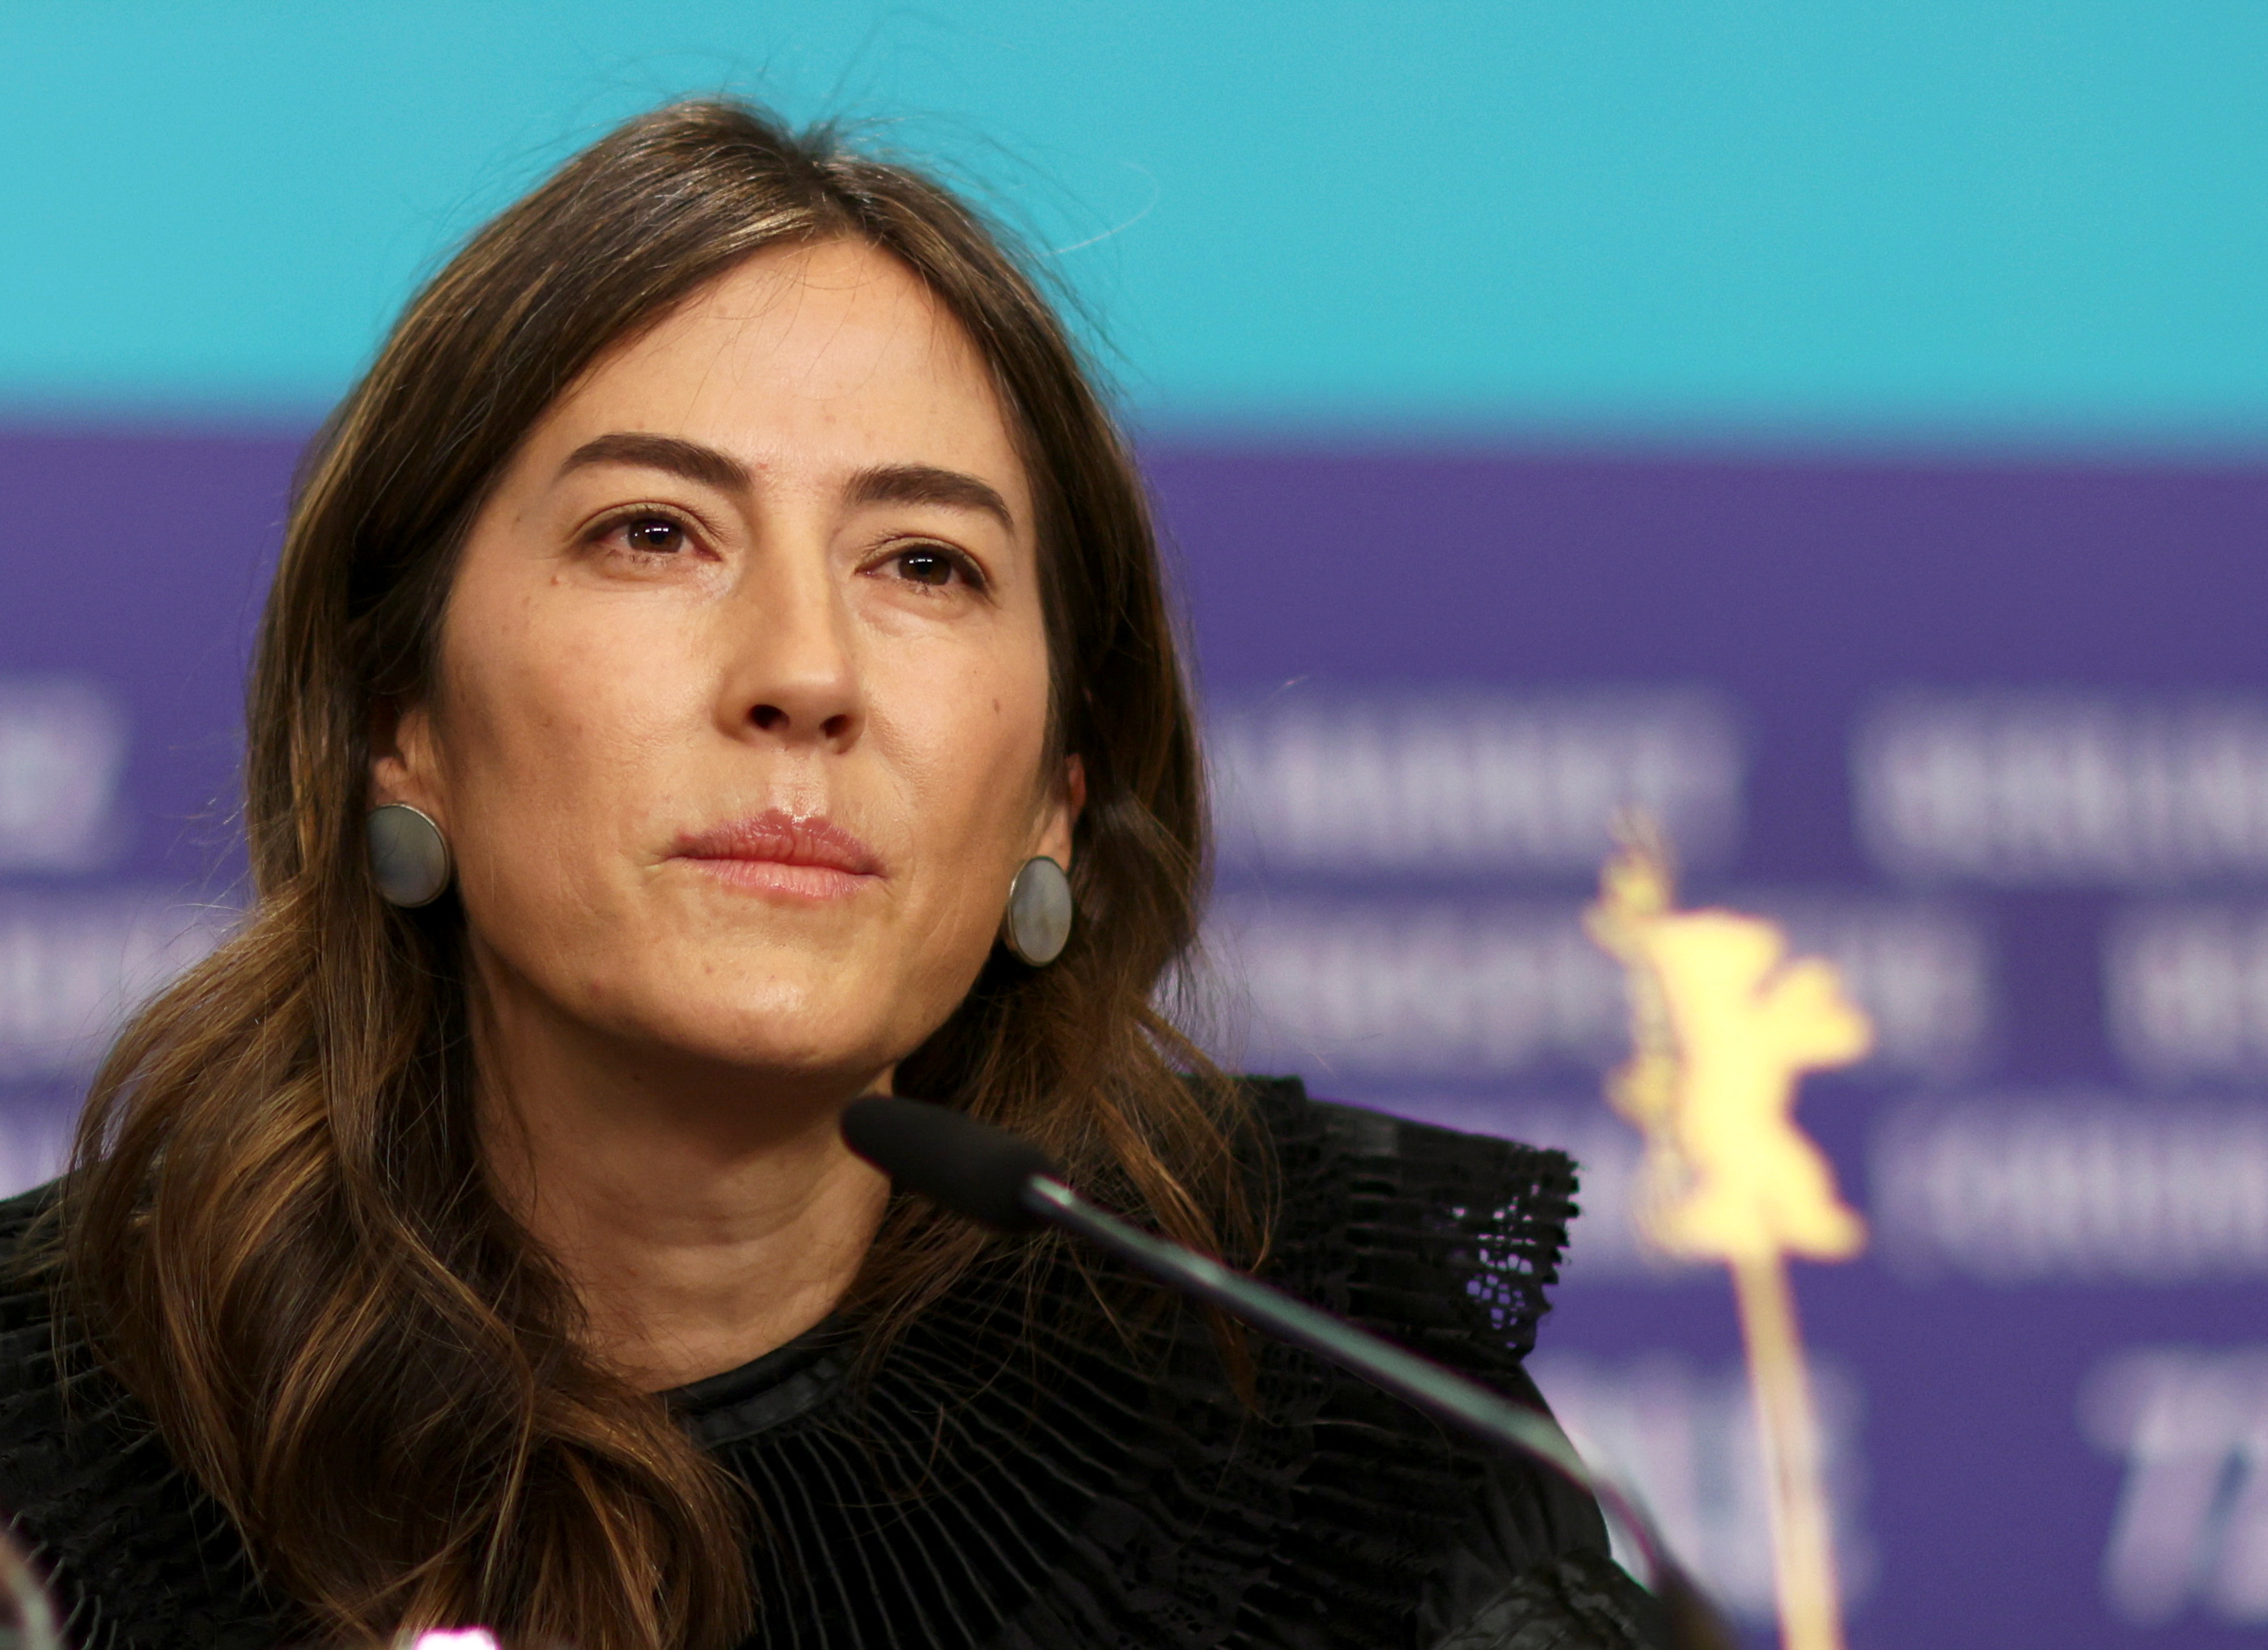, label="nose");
[719,549,863,752]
